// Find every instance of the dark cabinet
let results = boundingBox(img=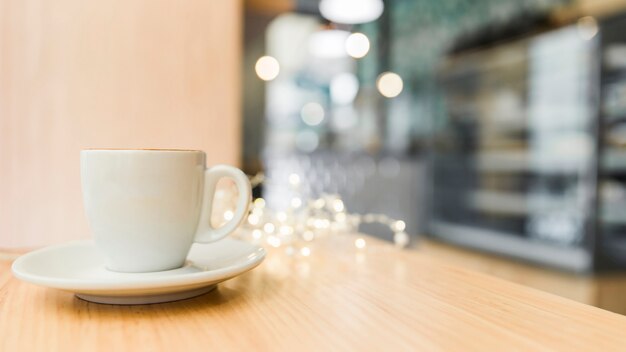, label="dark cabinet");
[429,15,626,272]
